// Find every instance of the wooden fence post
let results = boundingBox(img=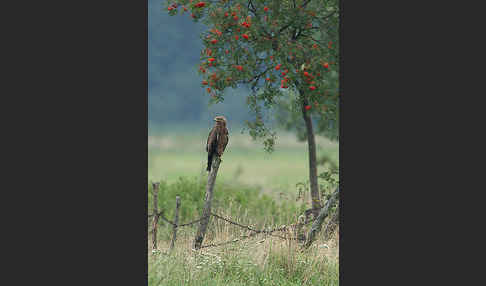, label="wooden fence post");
[294,215,306,242]
[151,182,160,251]
[303,187,339,249]
[170,195,181,250]
[324,206,339,240]
[194,157,221,249]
